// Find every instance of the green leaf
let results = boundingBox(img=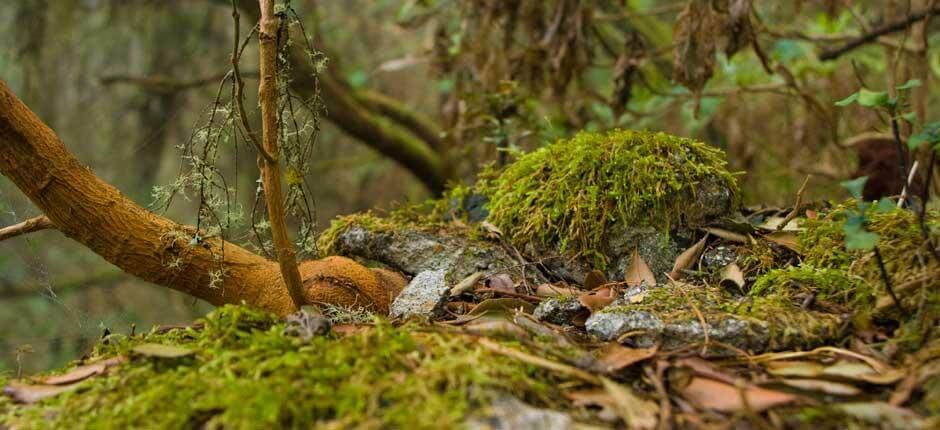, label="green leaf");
[900,112,919,125]
[857,89,890,108]
[875,198,895,213]
[896,79,922,90]
[844,228,879,250]
[835,92,859,107]
[841,177,868,200]
[909,133,927,151]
